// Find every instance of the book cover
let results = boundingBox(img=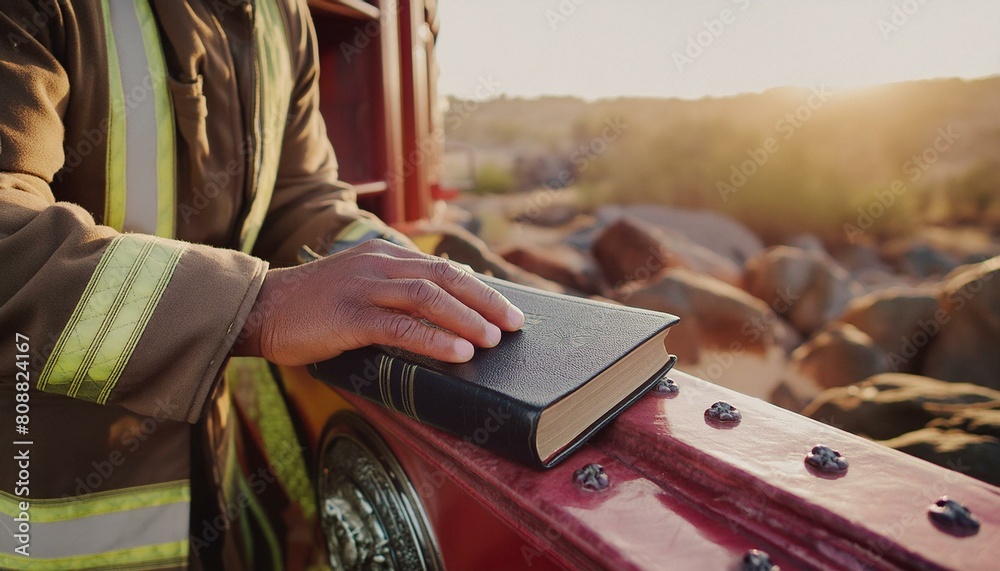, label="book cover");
[308,275,678,468]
